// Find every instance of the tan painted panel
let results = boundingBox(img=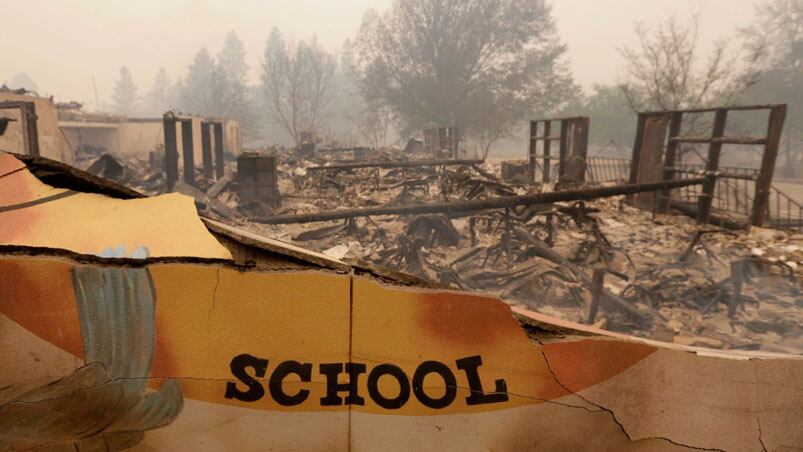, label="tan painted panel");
[0,255,800,450]
[0,152,230,258]
[0,257,351,450]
